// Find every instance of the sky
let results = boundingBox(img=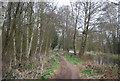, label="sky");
[57,0,118,7]
[0,0,118,3]
[57,0,70,6]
